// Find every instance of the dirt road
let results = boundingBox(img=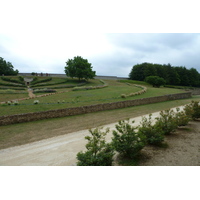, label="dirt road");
[0,111,161,166]
[0,106,199,166]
